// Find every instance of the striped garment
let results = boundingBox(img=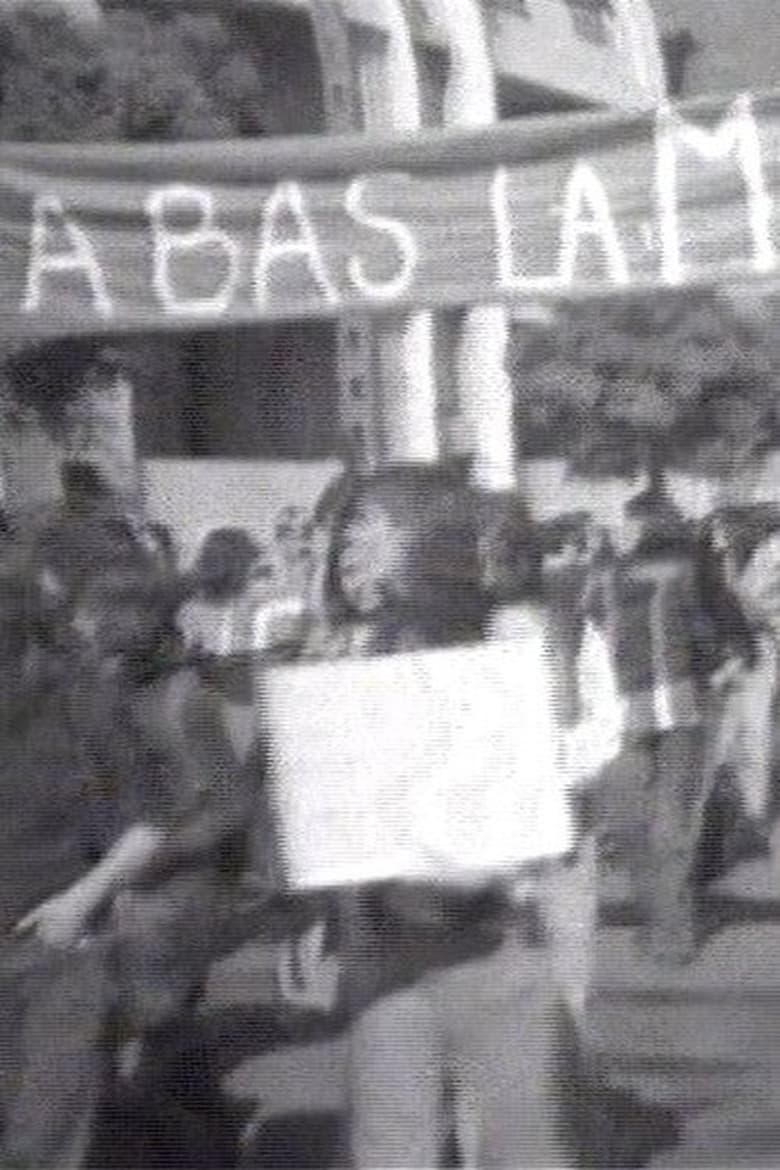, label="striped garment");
[601,557,705,736]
